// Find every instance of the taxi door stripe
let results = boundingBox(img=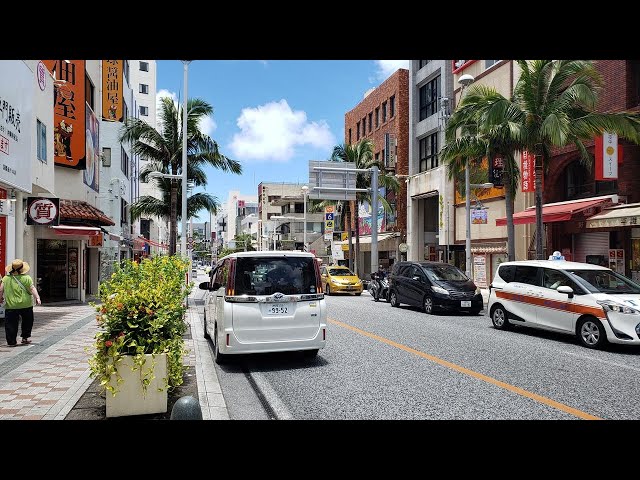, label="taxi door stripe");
[495,291,605,319]
[329,318,601,420]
